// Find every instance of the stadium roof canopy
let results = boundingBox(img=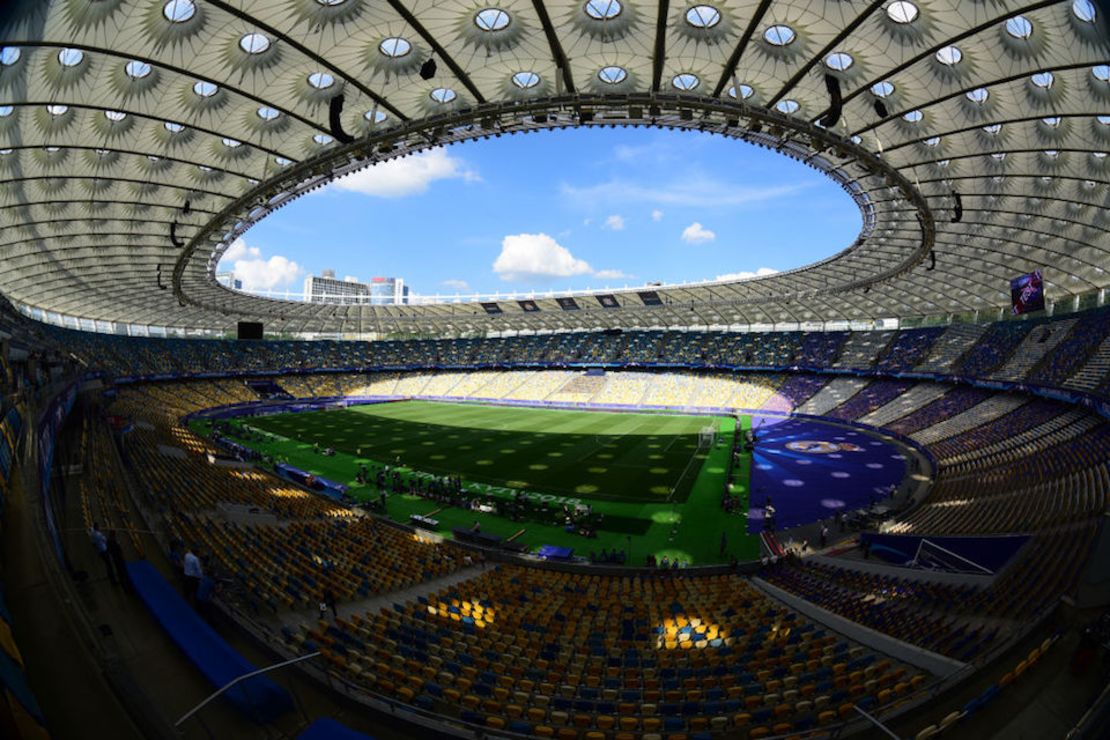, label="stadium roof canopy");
[2,0,1109,337]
